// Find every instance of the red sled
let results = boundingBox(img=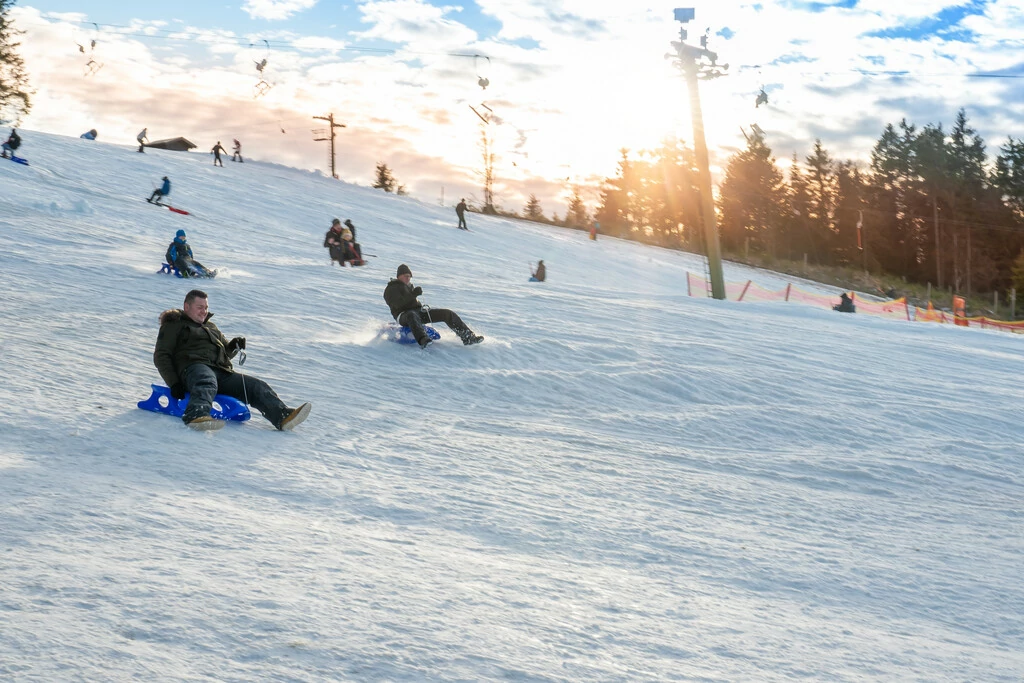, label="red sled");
[167,206,190,215]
